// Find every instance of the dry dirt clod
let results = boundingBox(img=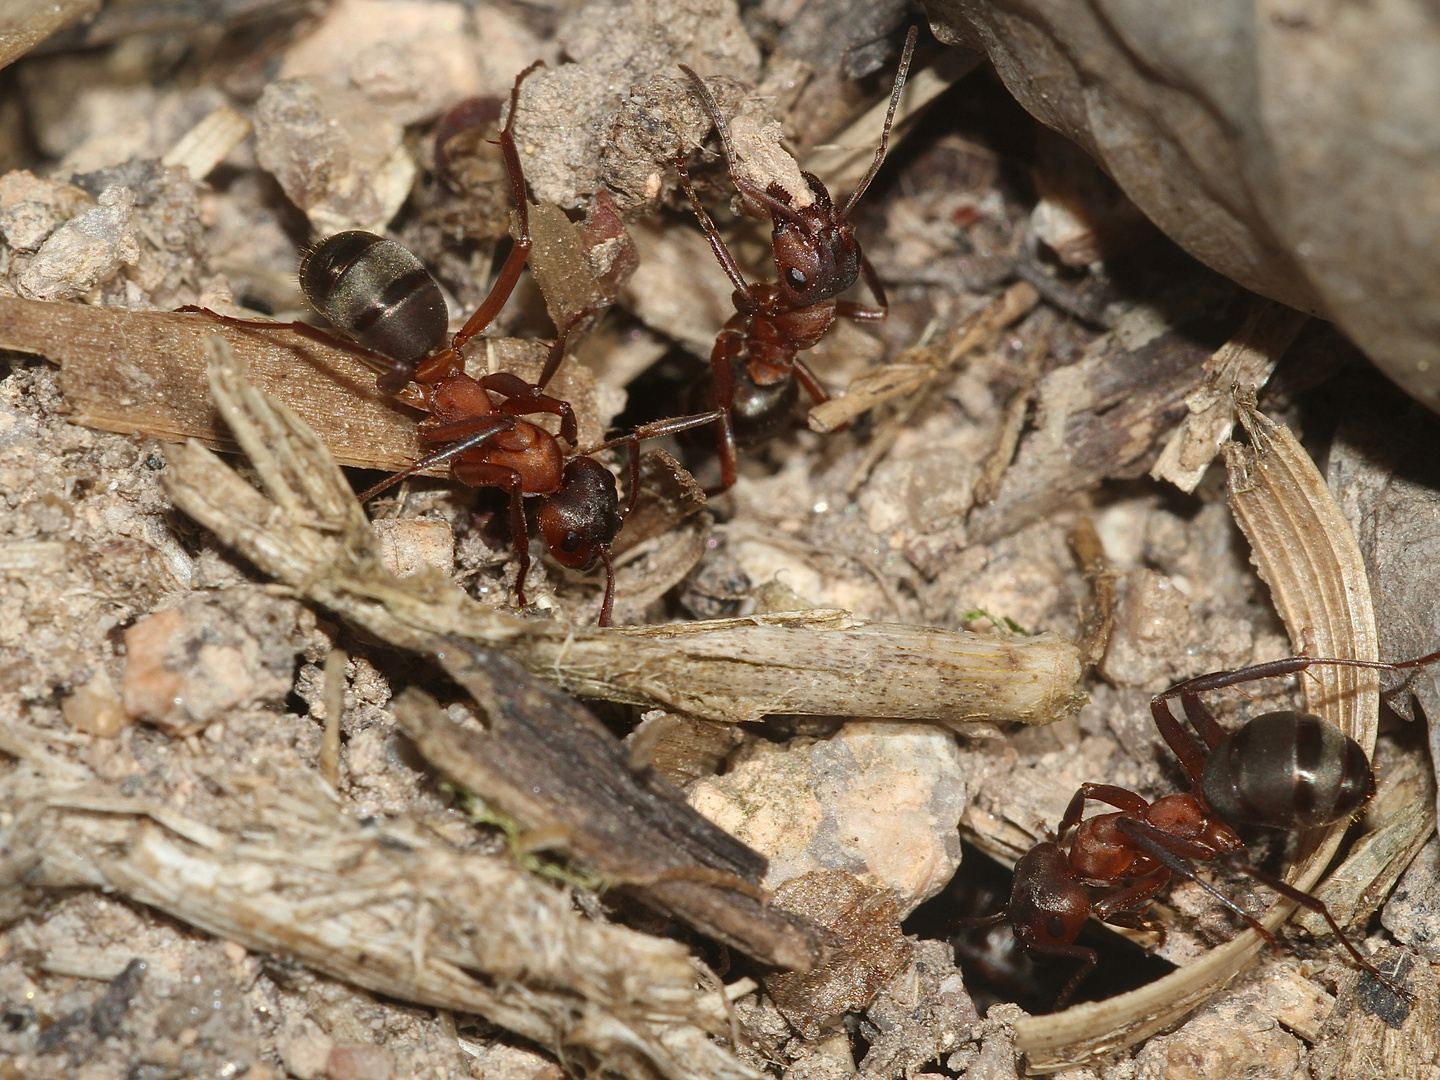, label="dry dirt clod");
[765,870,912,1039]
[252,78,415,237]
[61,667,128,738]
[119,591,314,737]
[1130,992,1303,1080]
[688,721,968,913]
